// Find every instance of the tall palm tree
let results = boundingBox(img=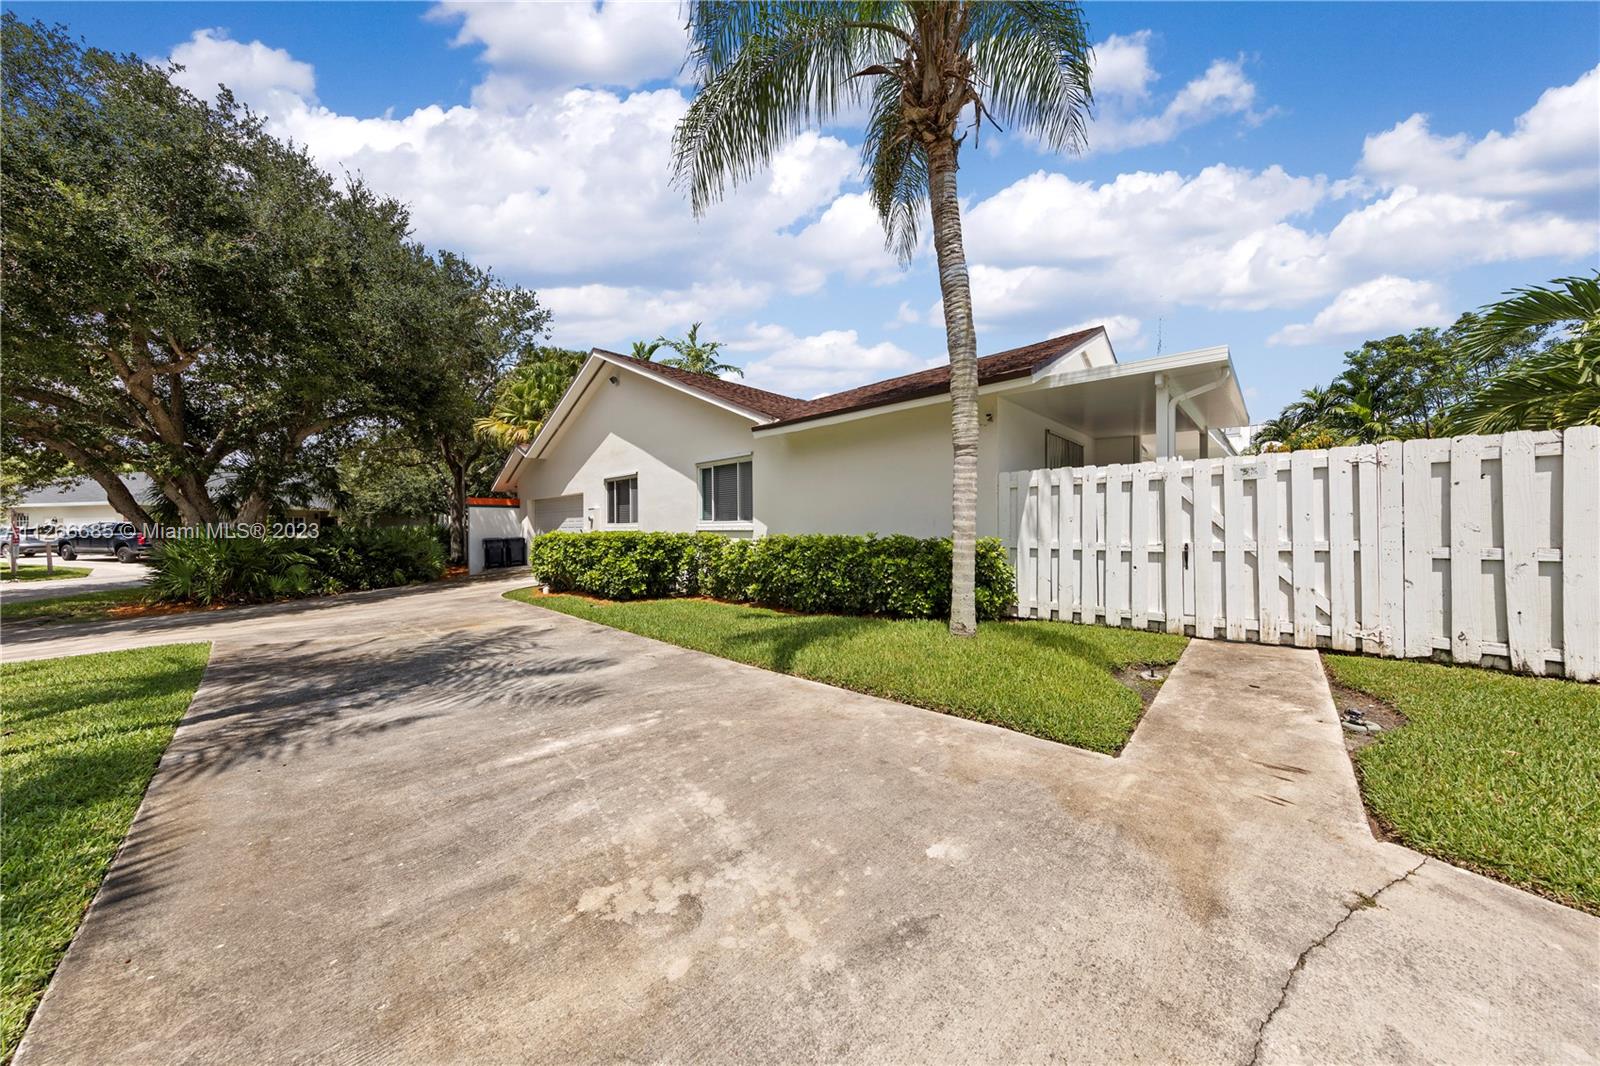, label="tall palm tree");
[1445,274,1600,433]
[630,339,666,361]
[656,321,744,377]
[474,350,584,448]
[673,1,1093,636]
